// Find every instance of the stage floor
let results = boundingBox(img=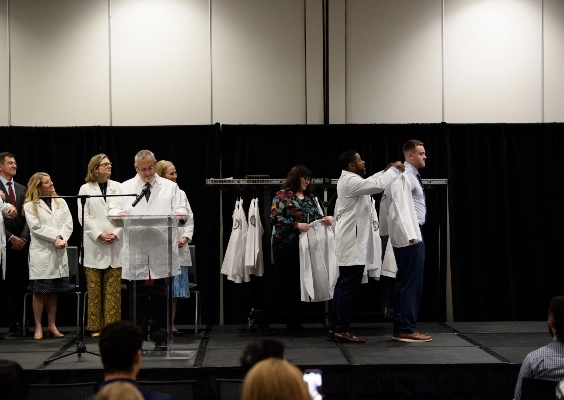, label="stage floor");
[0,321,545,399]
